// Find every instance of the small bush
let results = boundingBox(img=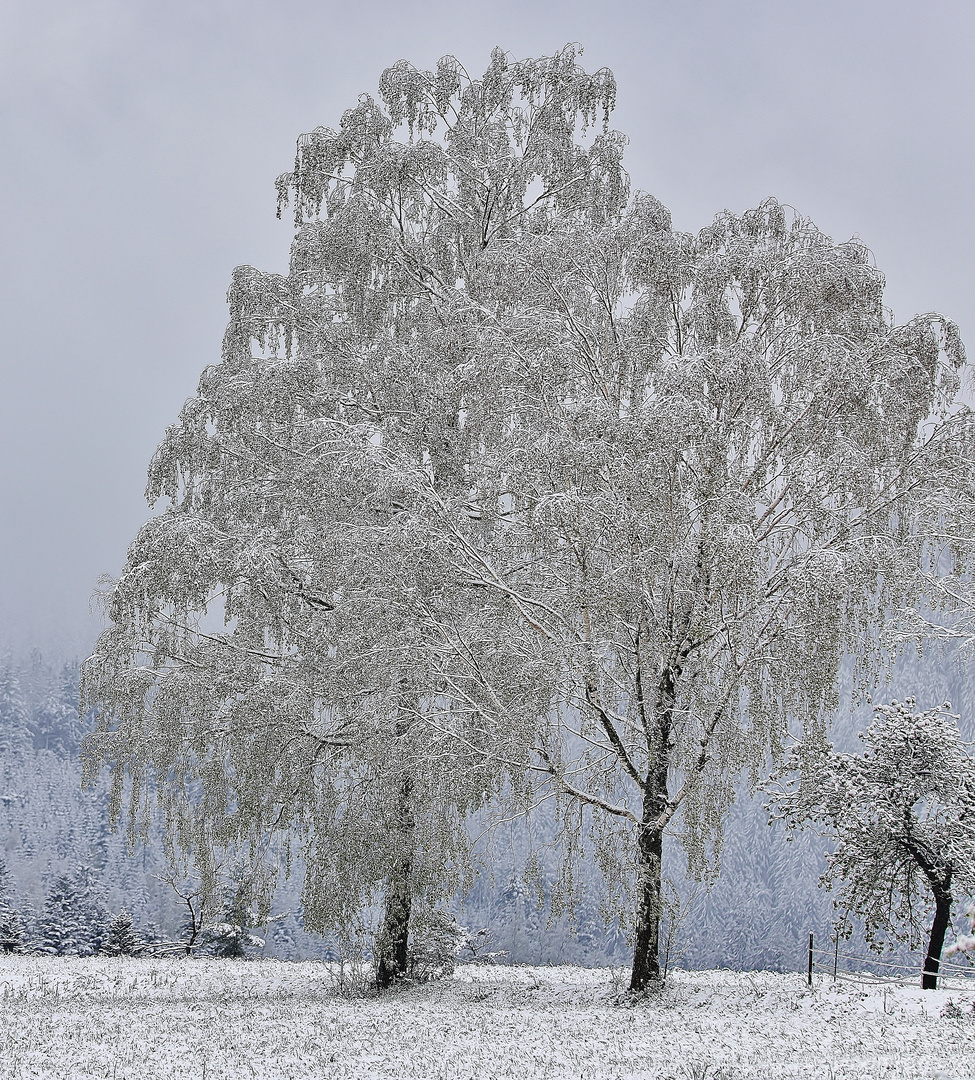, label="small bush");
[941,998,967,1020]
[407,910,501,982]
